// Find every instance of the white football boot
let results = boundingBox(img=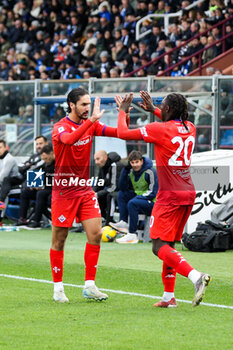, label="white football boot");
[53,288,69,303]
[83,285,108,301]
[116,233,139,244]
[109,220,129,234]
